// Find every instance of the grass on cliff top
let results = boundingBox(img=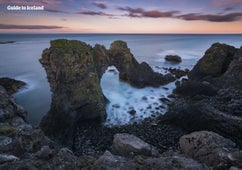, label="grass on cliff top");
[50,39,91,53]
